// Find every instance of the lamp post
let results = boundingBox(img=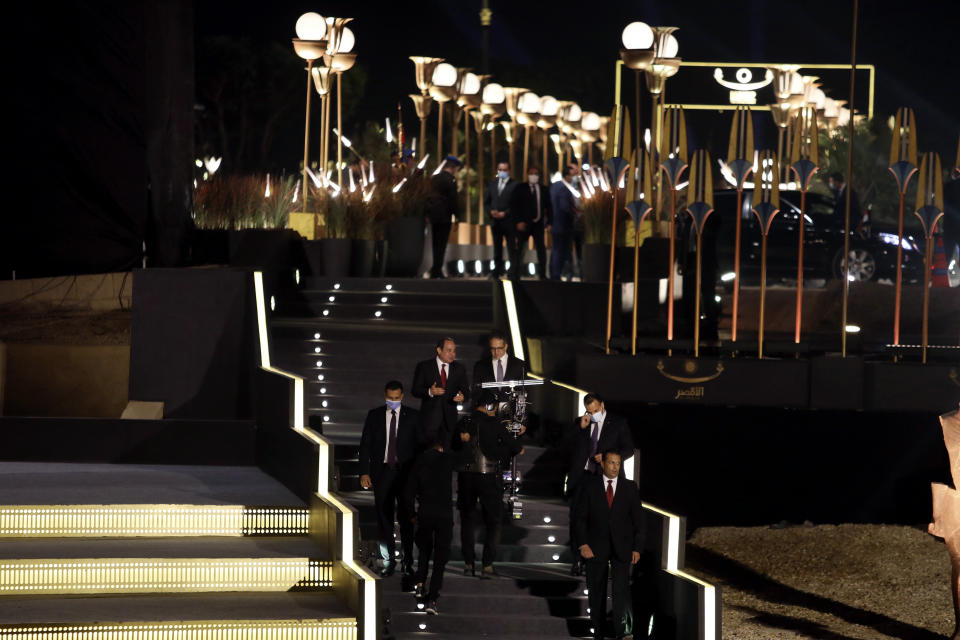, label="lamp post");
[321,18,355,187]
[311,65,332,178]
[581,112,601,165]
[558,102,581,168]
[457,72,482,225]
[914,151,945,364]
[888,107,919,348]
[620,21,656,194]
[429,62,458,162]
[292,12,328,211]
[409,56,443,162]
[480,82,505,233]
[502,87,528,177]
[518,91,540,175]
[537,96,558,180]
[643,27,680,236]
